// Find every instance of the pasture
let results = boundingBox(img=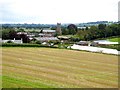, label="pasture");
[107,37,119,43]
[2,47,118,88]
